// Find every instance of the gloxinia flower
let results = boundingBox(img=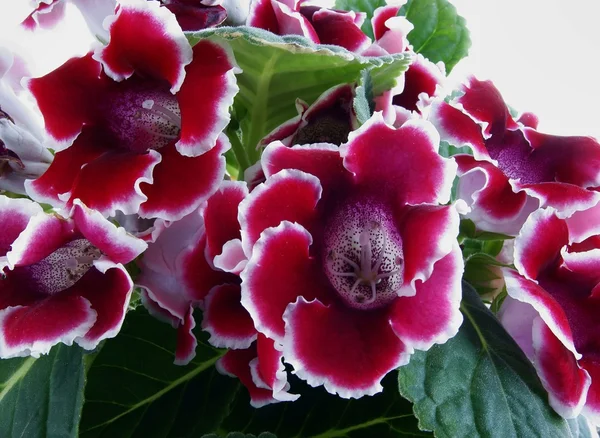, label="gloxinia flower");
[238,112,463,397]
[137,181,298,406]
[0,196,146,358]
[498,207,600,424]
[0,47,52,195]
[247,0,371,53]
[26,0,240,220]
[430,76,600,235]
[22,0,117,42]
